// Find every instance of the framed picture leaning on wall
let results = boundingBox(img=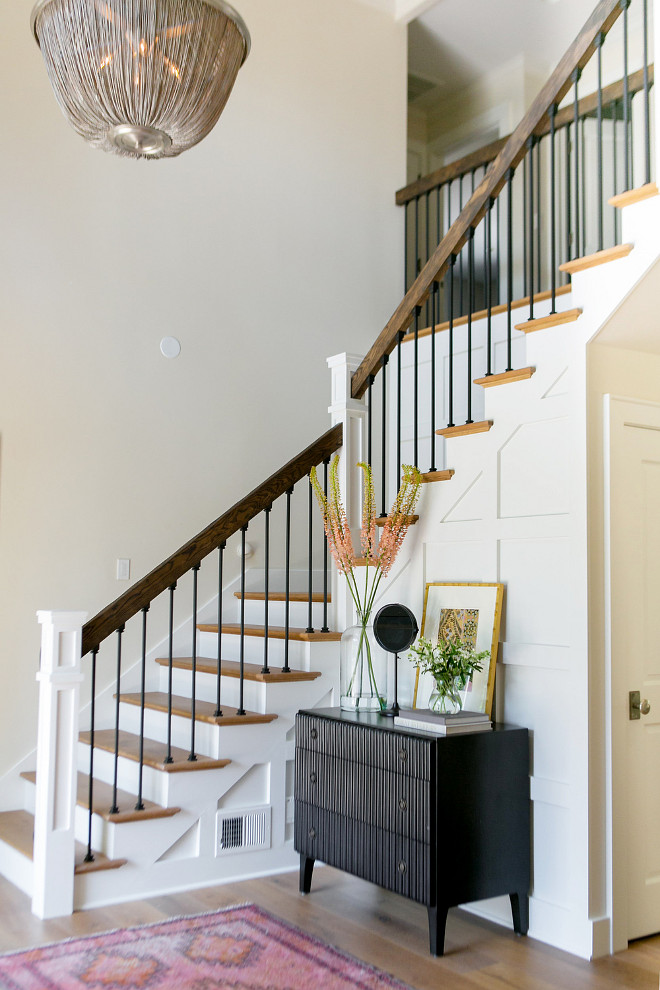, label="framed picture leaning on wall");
[413,582,504,717]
